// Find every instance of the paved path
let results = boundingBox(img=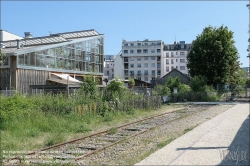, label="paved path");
[136,103,249,165]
